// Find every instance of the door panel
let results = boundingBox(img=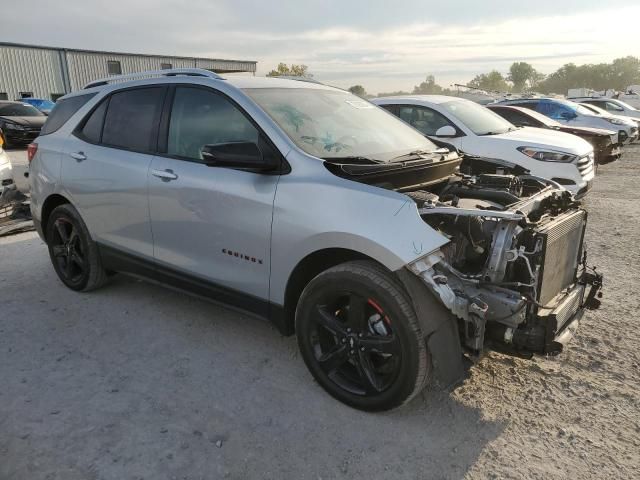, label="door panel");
[148,85,278,300]
[61,86,166,259]
[62,140,154,257]
[148,159,278,299]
